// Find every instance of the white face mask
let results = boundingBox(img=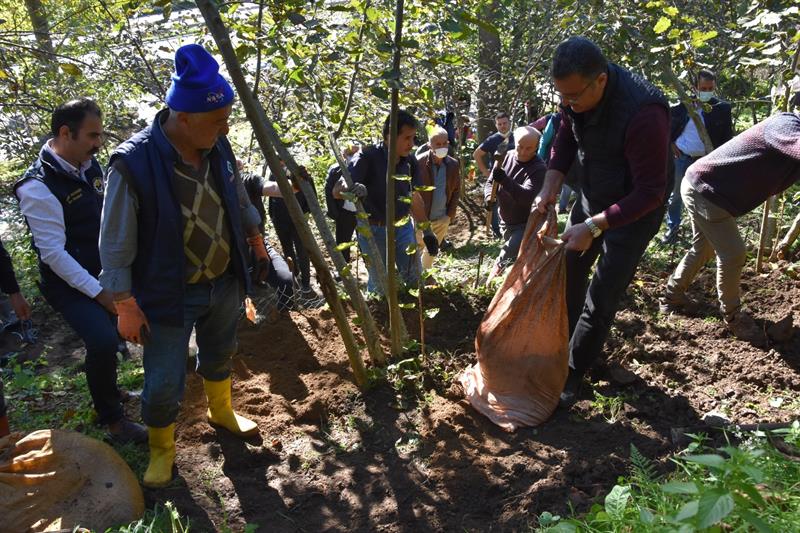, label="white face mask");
[433,147,449,158]
[697,91,714,103]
